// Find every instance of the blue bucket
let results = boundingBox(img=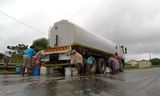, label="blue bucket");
[16,66,21,74]
[33,67,40,76]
